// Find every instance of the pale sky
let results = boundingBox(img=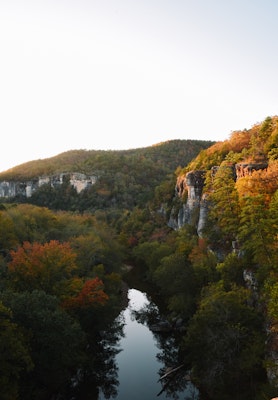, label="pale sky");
[1,0,277,172]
